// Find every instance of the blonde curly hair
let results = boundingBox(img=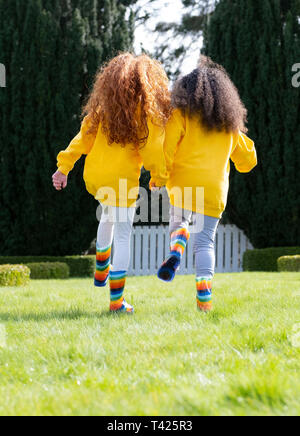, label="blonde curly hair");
[82,53,171,148]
